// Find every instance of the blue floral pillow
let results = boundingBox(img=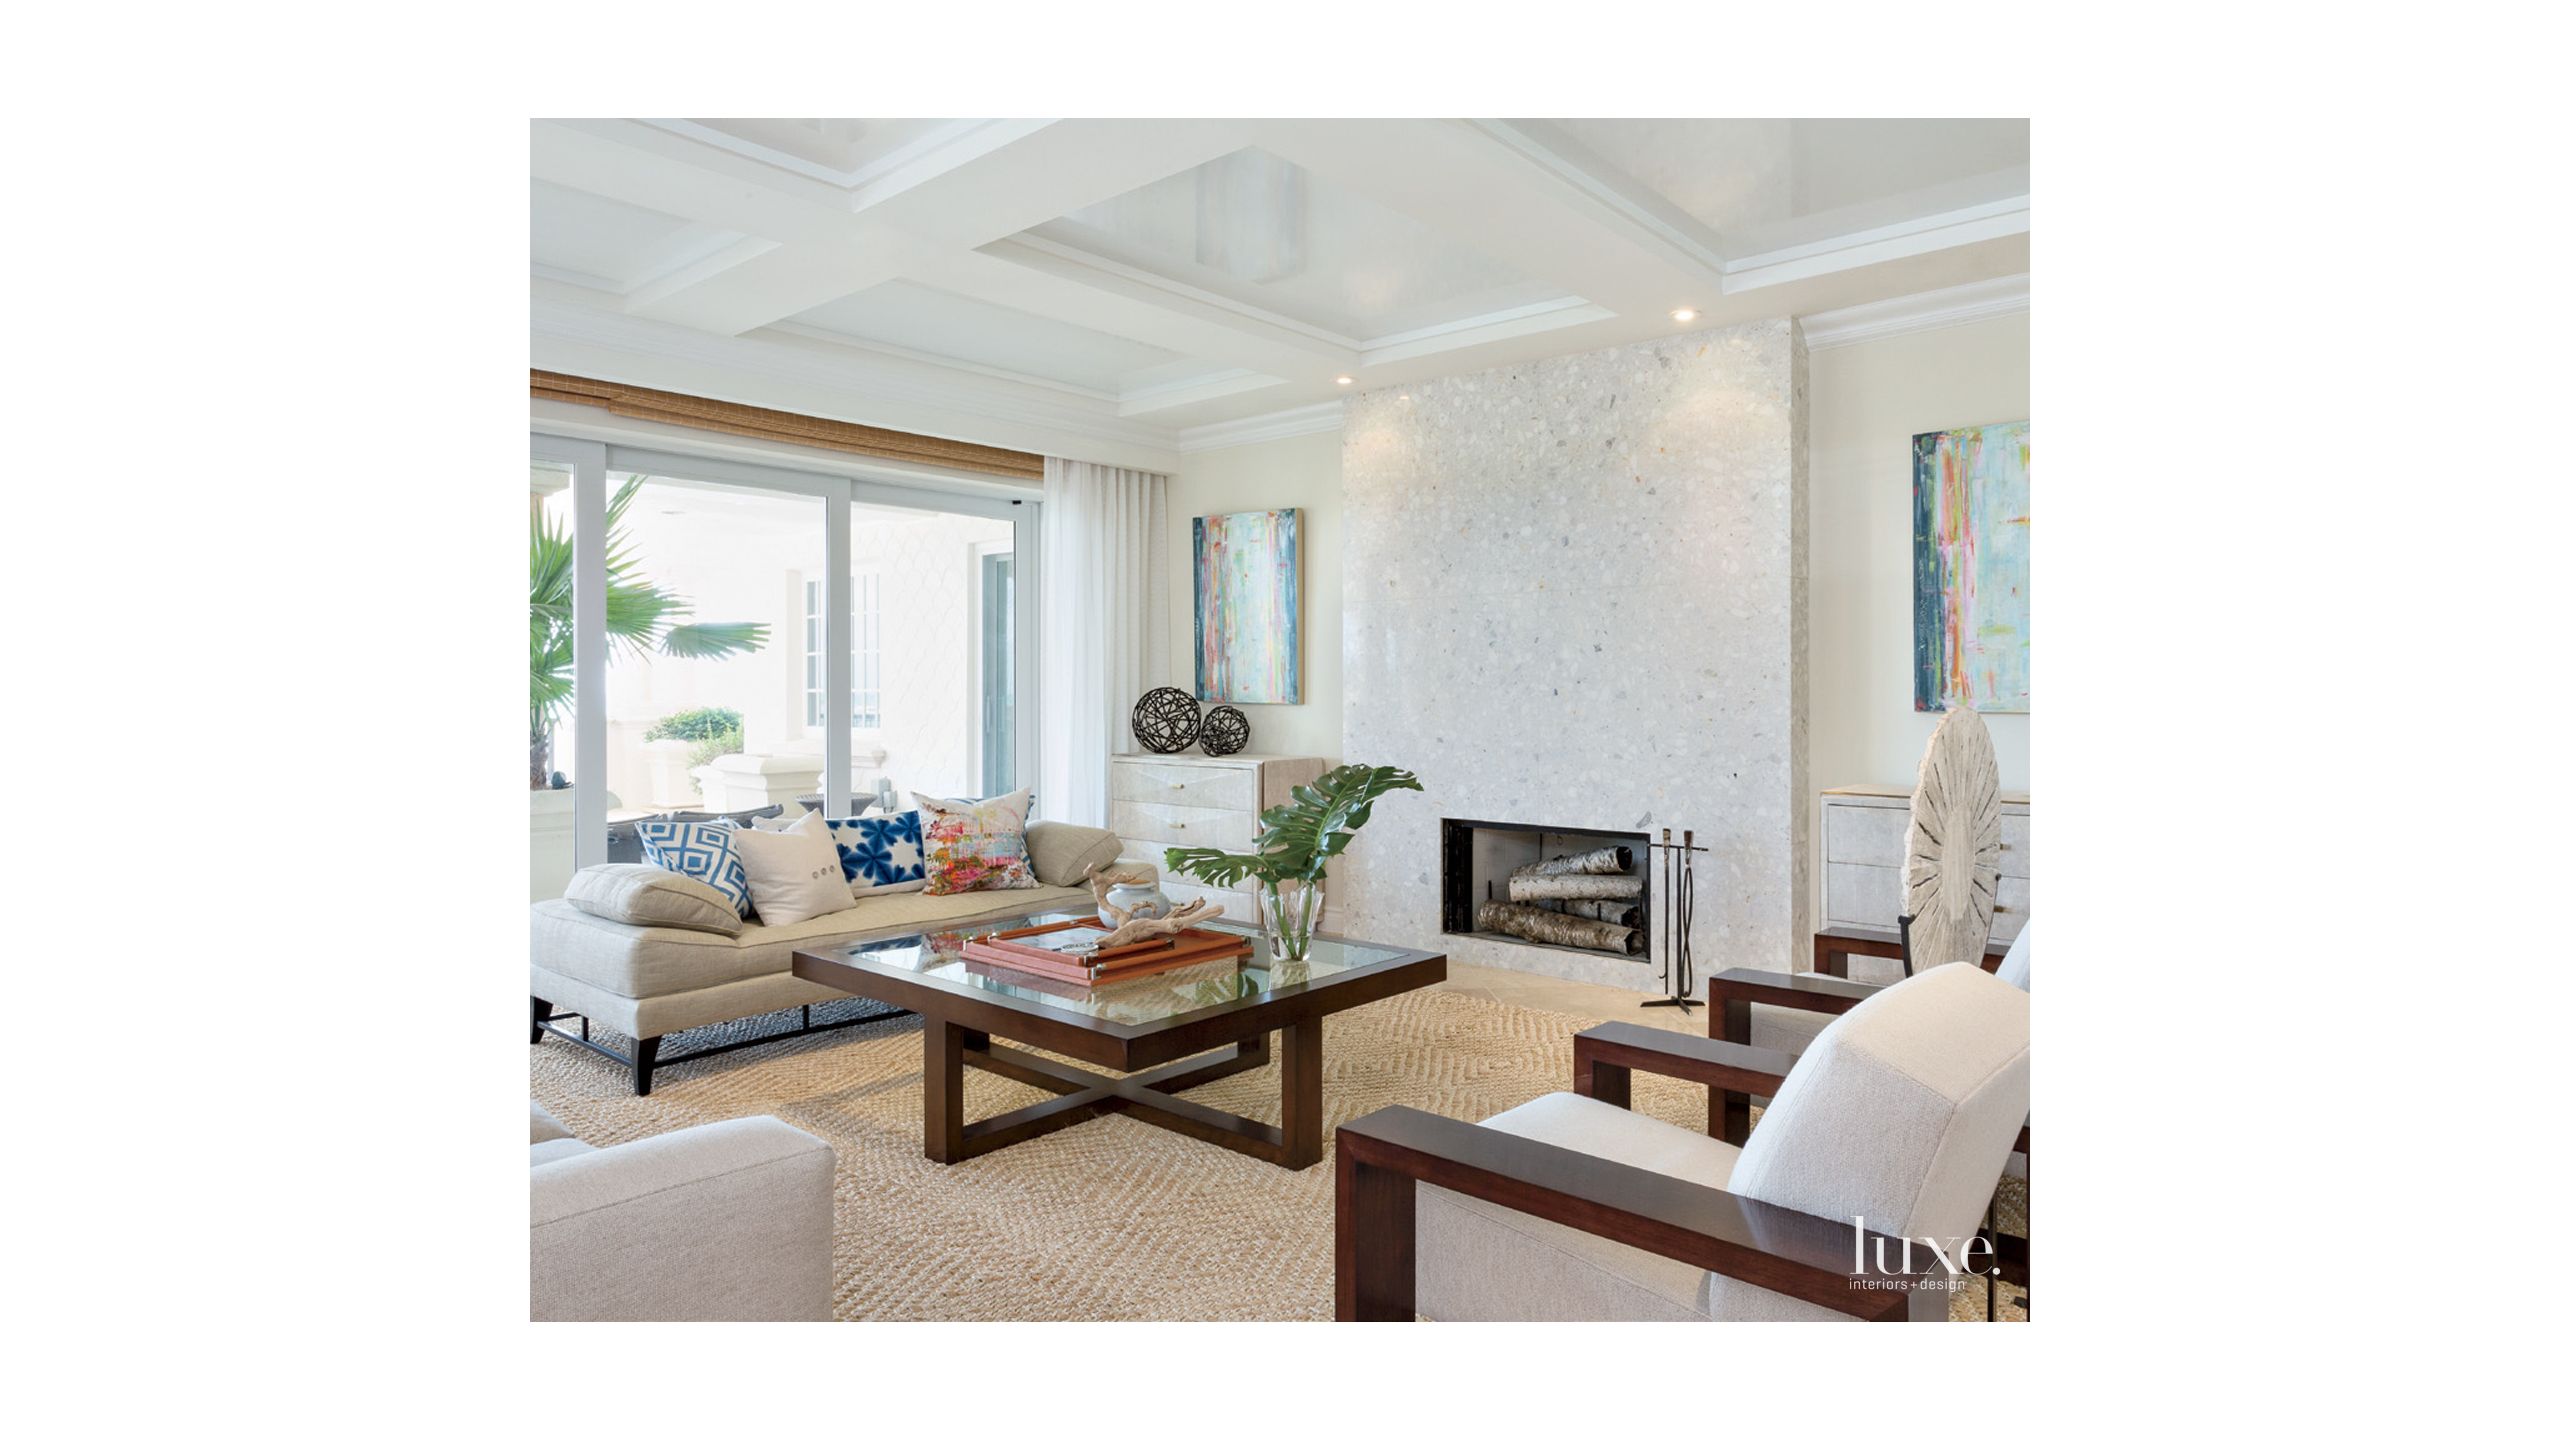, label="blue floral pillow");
[632,819,754,919]
[826,810,929,896]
